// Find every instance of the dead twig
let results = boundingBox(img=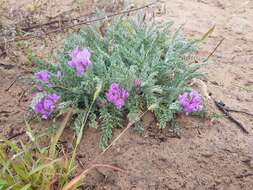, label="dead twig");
[7,130,26,140]
[18,87,29,103]
[225,108,253,117]
[90,110,148,166]
[5,75,20,91]
[0,63,15,70]
[76,157,85,169]
[63,108,150,190]
[213,99,249,134]
[206,38,225,61]
[235,173,253,179]
[0,2,156,45]
[21,12,95,32]
[62,164,126,190]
